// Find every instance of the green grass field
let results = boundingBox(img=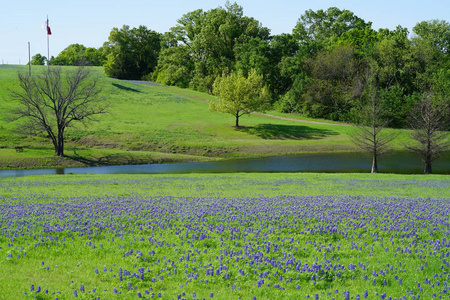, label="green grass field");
[1,65,449,299]
[0,173,449,299]
[0,65,416,170]
[1,172,449,199]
